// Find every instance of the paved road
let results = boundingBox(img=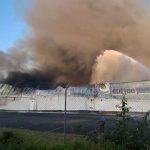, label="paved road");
[0,112,102,132]
[0,111,149,134]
